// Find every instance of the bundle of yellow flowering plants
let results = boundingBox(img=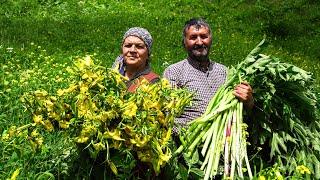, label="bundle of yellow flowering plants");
[7,56,192,178]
